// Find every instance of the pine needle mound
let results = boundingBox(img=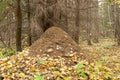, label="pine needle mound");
[29,27,81,57]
